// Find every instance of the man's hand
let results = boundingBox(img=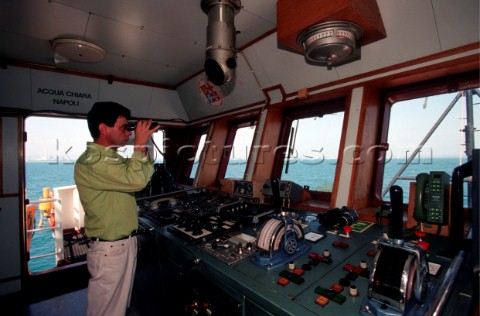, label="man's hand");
[133,120,161,153]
